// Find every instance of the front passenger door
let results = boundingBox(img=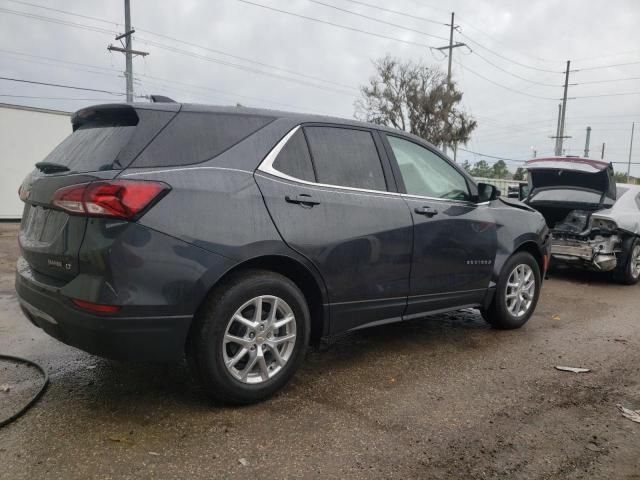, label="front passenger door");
[383,134,497,318]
